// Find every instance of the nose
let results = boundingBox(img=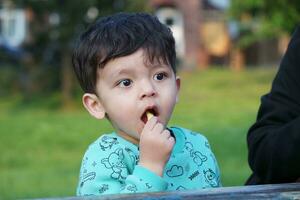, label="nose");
[140,80,157,99]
